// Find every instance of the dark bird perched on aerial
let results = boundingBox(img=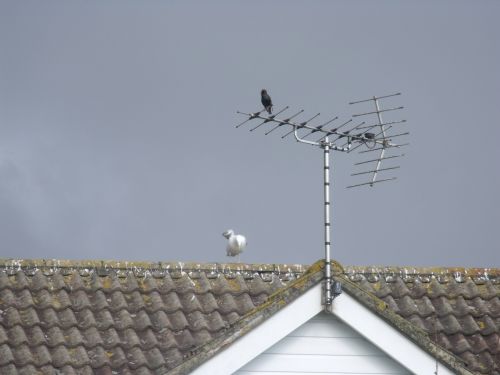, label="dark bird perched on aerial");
[261,89,273,114]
